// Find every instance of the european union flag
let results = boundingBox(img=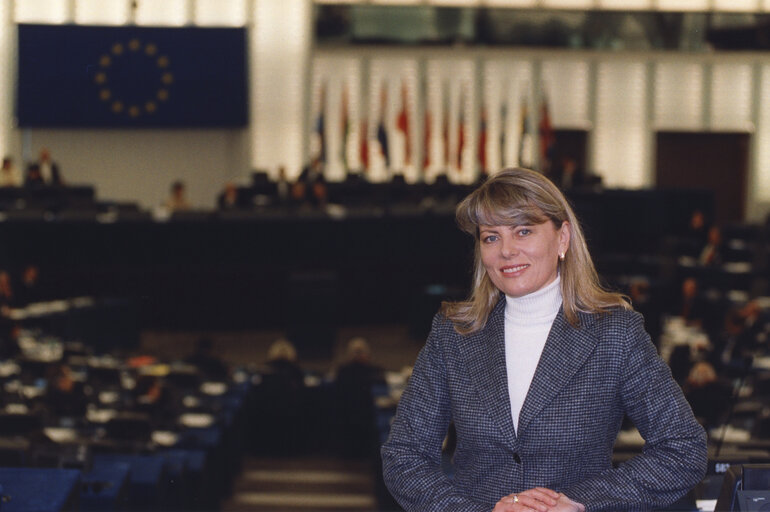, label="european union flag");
[17,24,248,128]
